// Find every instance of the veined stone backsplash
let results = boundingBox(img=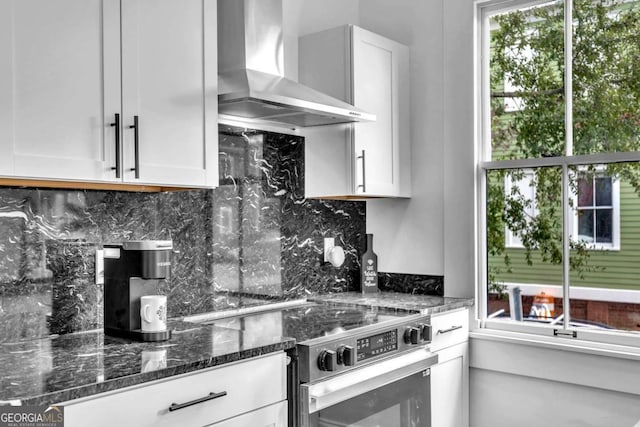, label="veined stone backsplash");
[0,124,442,343]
